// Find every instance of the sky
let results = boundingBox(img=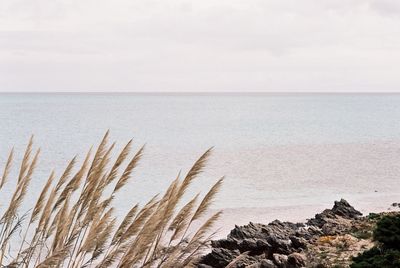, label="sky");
[1,0,400,92]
